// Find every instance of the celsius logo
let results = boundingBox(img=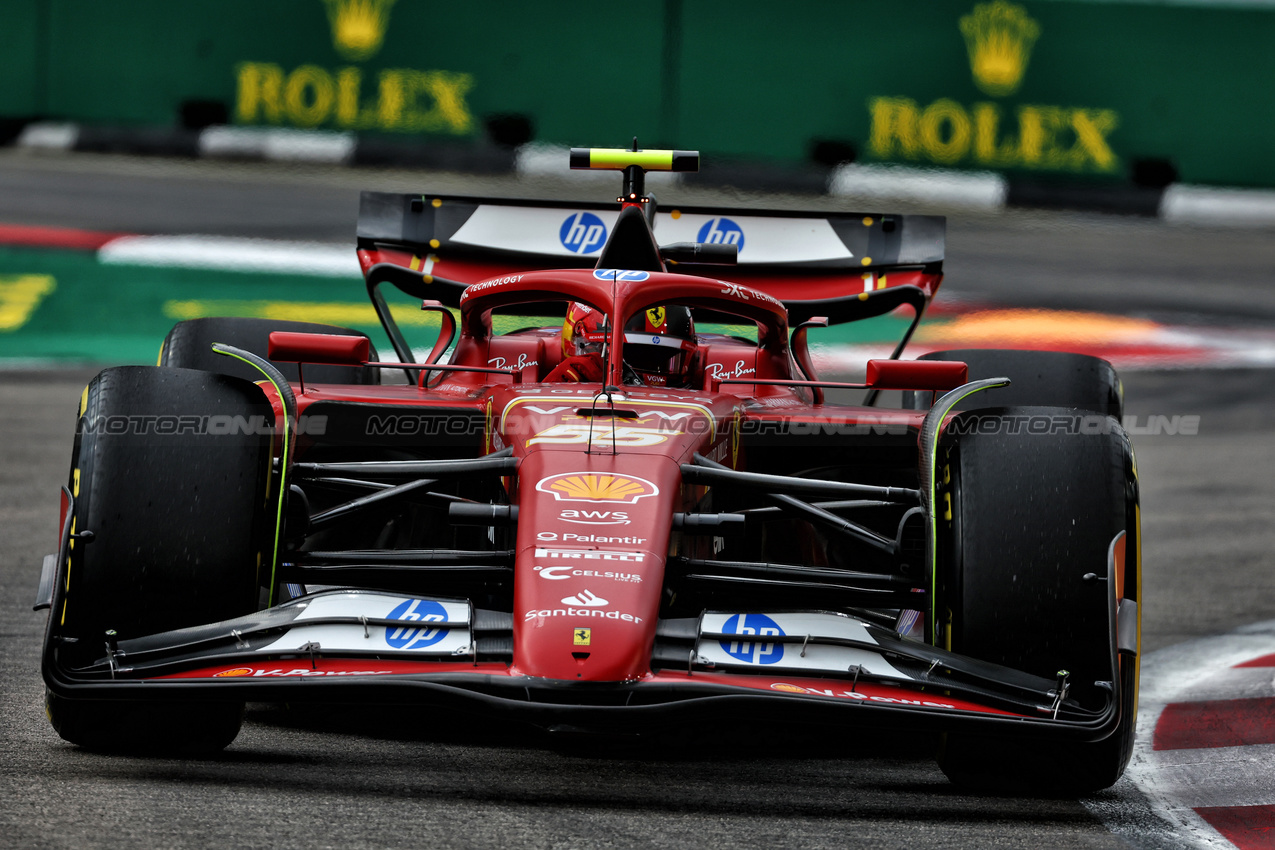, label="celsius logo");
[385,598,449,650]
[719,613,785,665]
[697,217,745,251]
[560,212,607,254]
[561,589,608,606]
